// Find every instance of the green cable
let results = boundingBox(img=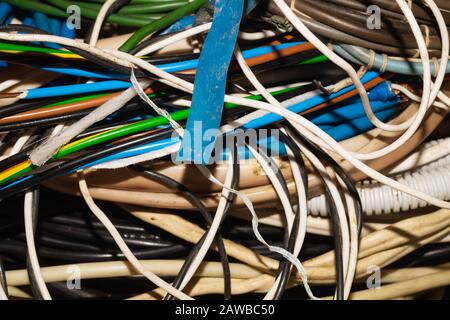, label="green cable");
[43,93,111,108]
[71,0,187,14]
[119,0,207,52]
[118,2,188,14]
[300,55,328,65]
[5,0,154,27]
[0,42,69,54]
[0,167,32,185]
[43,0,156,27]
[3,0,67,18]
